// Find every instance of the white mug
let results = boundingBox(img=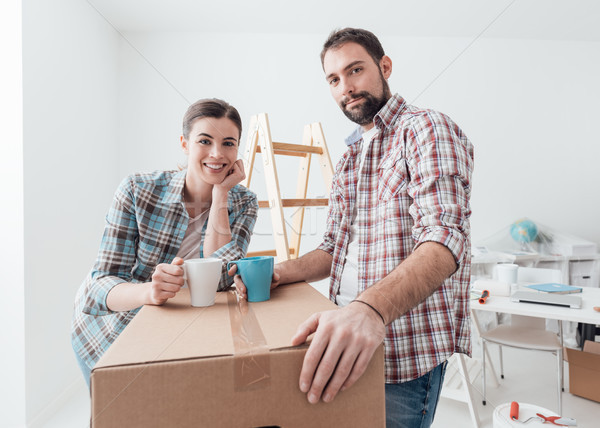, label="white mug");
[183,258,223,307]
[496,263,519,286]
